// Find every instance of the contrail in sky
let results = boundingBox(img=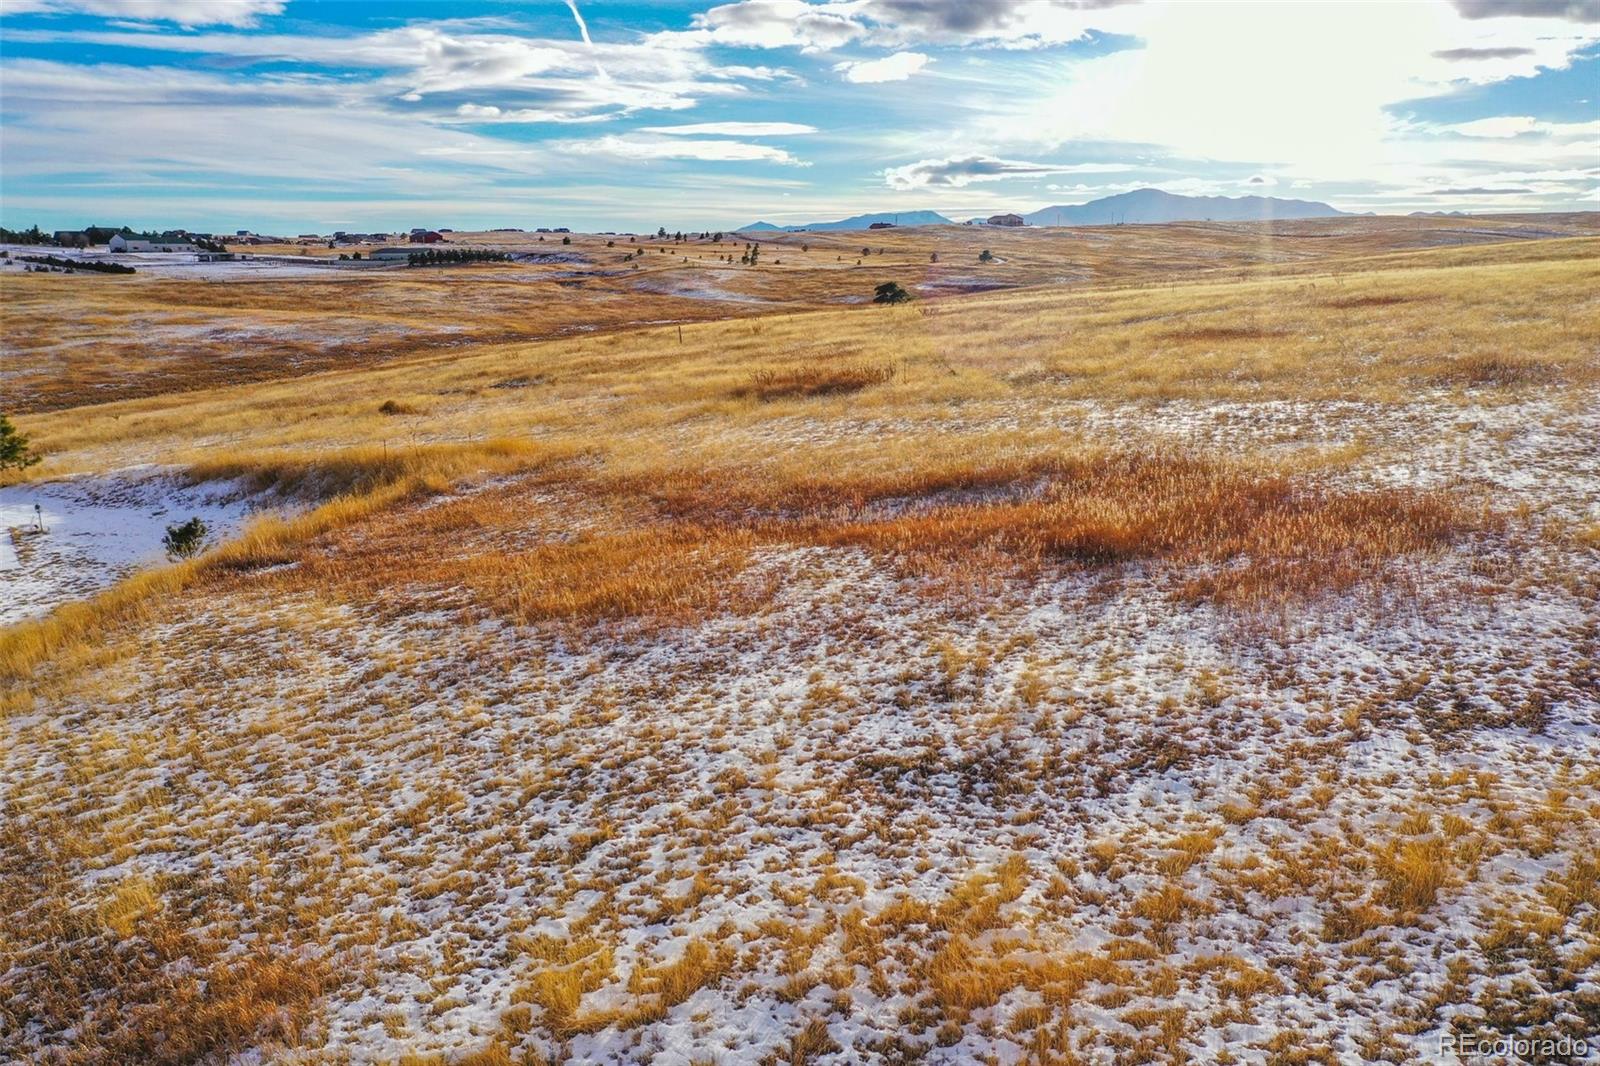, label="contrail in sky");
[564,0,611,82]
